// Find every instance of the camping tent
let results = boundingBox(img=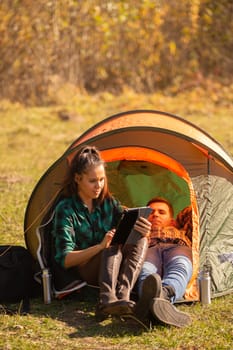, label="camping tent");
[24,109,233,301]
